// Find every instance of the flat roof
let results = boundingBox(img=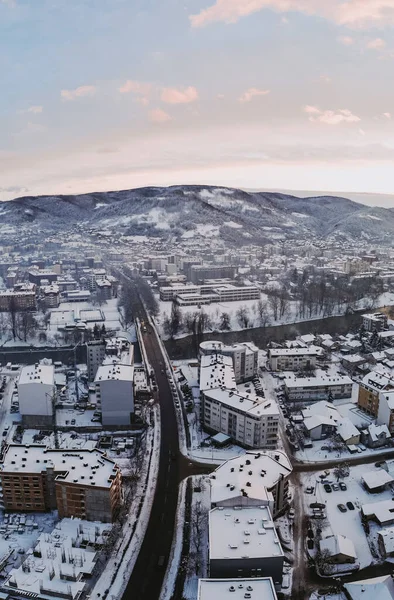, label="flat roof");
[197,578,278,600]
[1,445,119,489]
[284,373,352,388]
[95,363,134,382]
[19,364,54,387]
[204,388,279,418]
[211,451,292,505]
[269,347,318,357]
[362,469,394,489]
[209,506,283,560]
[199,354,236,392]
